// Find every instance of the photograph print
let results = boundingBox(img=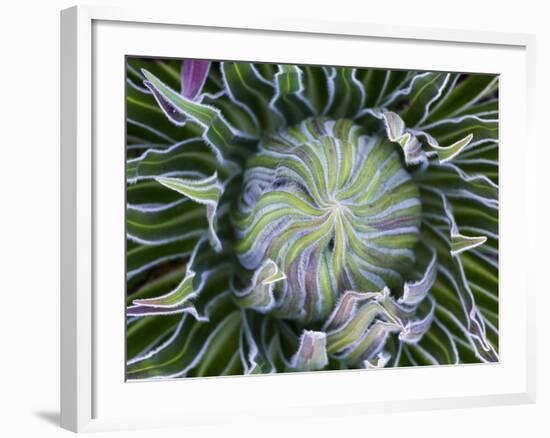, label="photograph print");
[125,57,499,380]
